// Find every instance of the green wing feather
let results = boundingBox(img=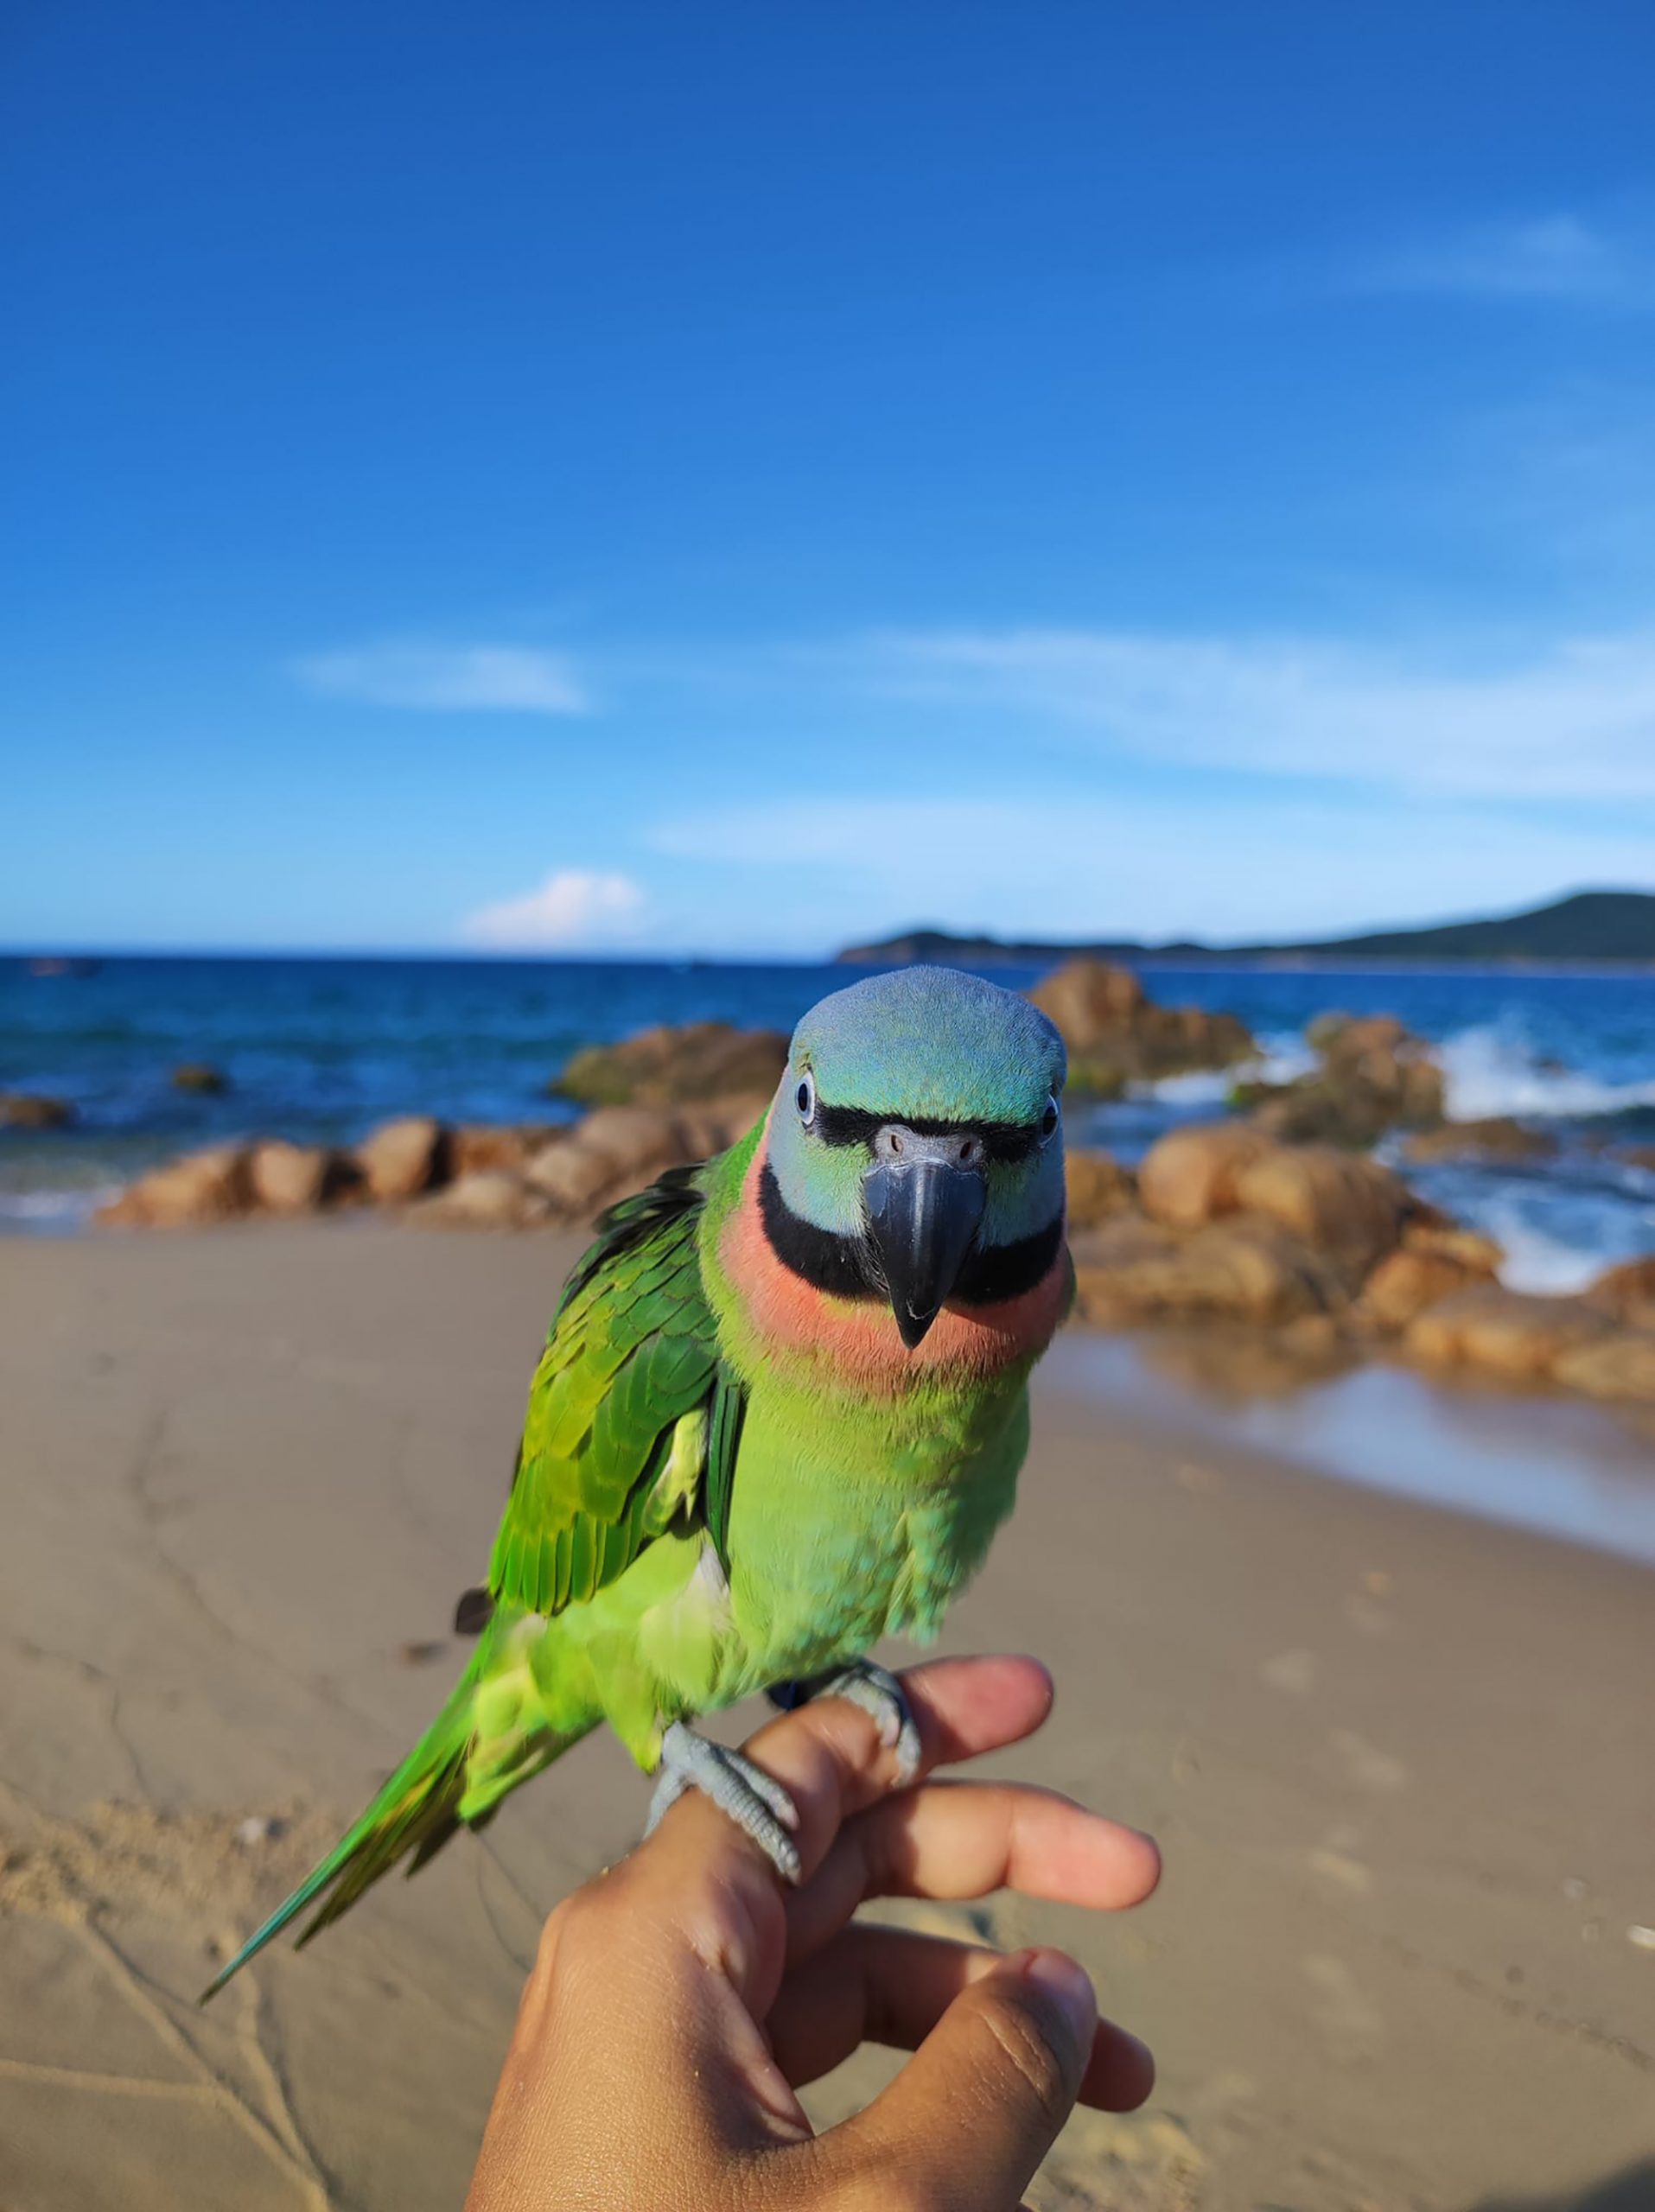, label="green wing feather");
[201,1165,747,2002]
[487,1166,741,1616]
